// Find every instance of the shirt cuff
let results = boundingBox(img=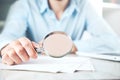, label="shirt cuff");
[0,40,13,51]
